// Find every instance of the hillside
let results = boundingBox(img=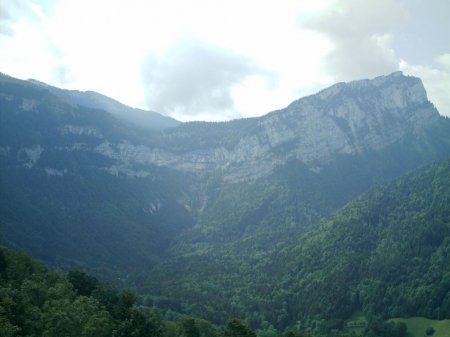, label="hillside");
[0,74,196,276]
[142,158,450,329]
[0,245,424,337]
[1,71,450,333]
[28,78,180,131]
[0,245,232,337]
